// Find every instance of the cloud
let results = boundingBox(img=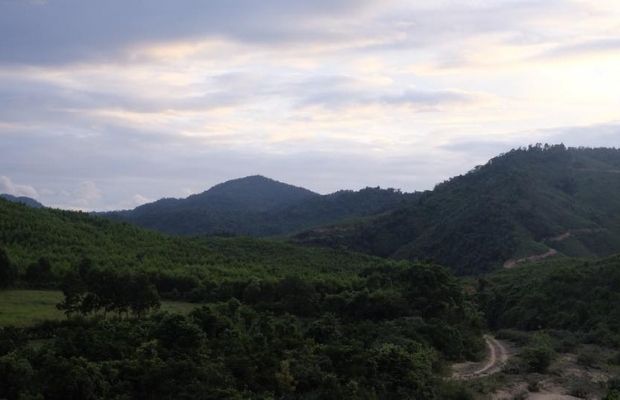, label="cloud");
[0,0,375,64]
[2,0,620,211]
[541,122,620,148]
[295,76,479,110]
[0,176,39,198]
[537,38,620,60]
[131,194,150,207]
